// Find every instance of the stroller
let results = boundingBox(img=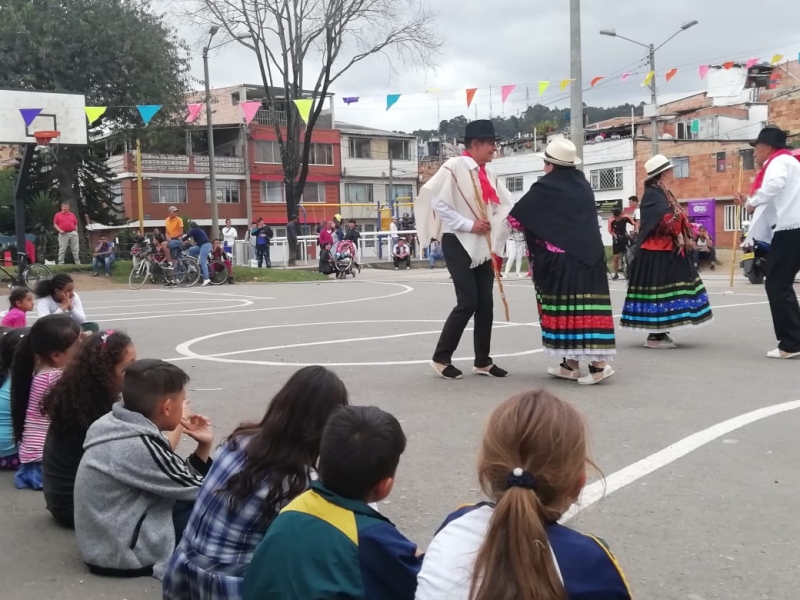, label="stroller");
[331,240,359,279]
